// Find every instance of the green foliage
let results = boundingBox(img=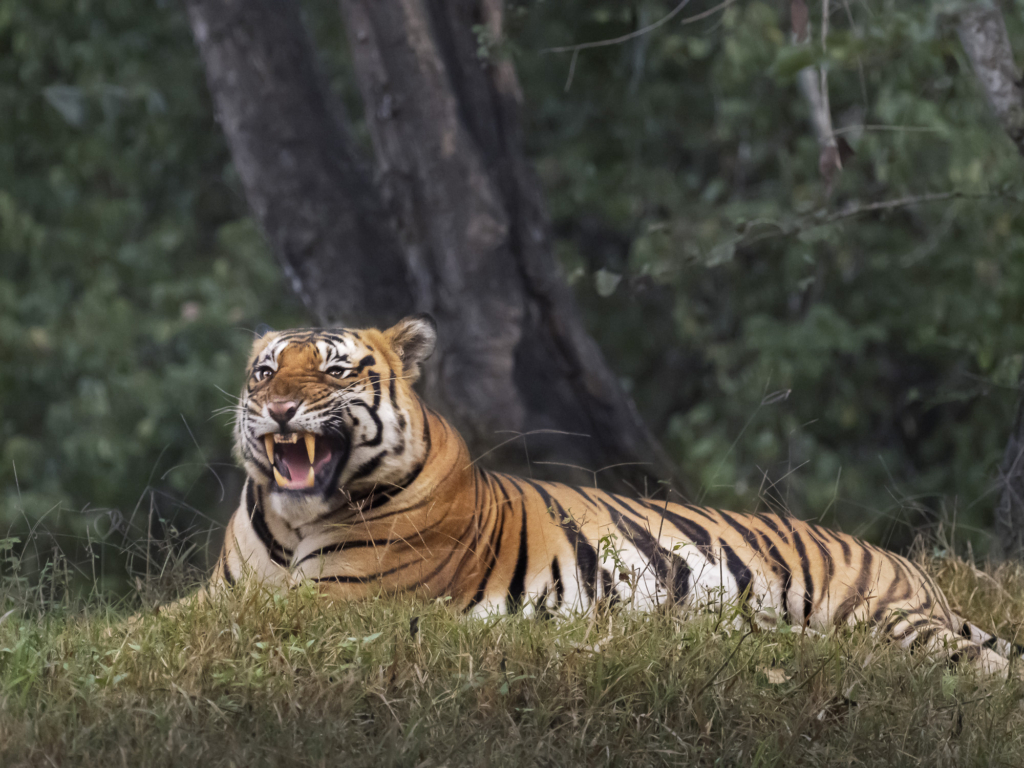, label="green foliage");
[0,0,303,590]
[511,0,1024,548]
[4,0,1024,594]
